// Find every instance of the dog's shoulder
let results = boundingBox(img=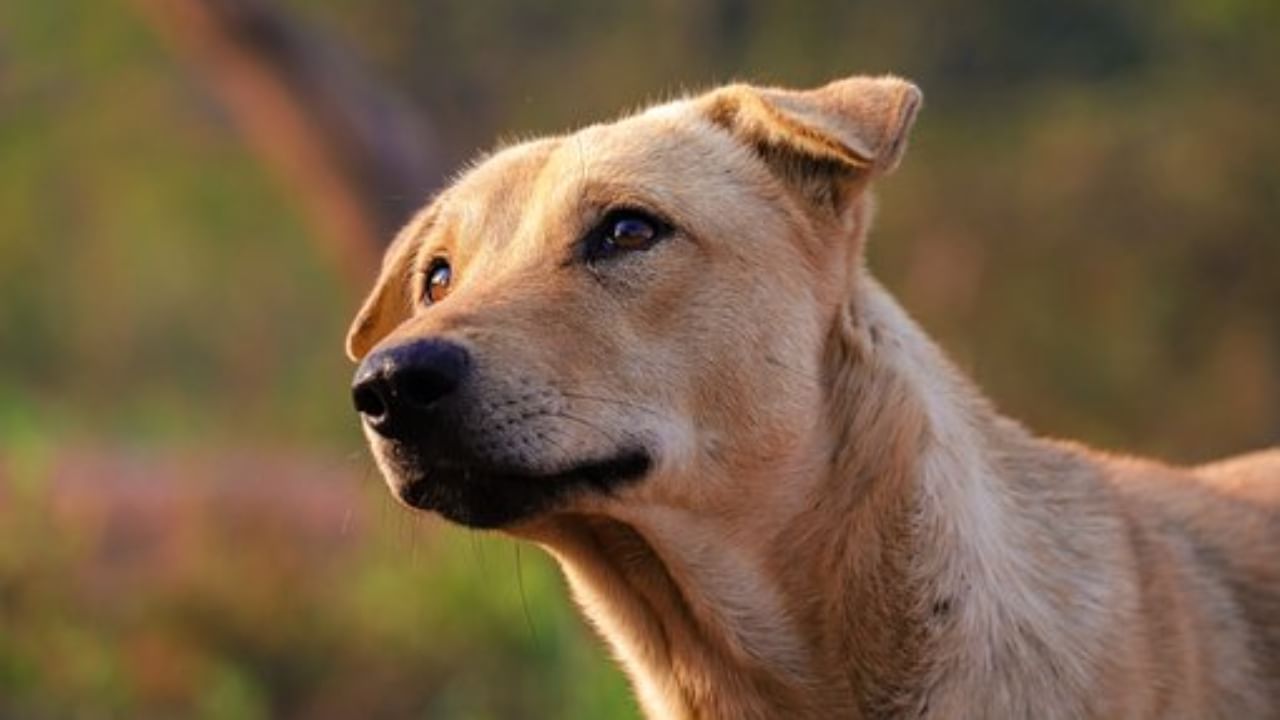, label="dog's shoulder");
[1092,446,1280,708]
[1091,446,1280,571]
[1194,448,1280,507]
